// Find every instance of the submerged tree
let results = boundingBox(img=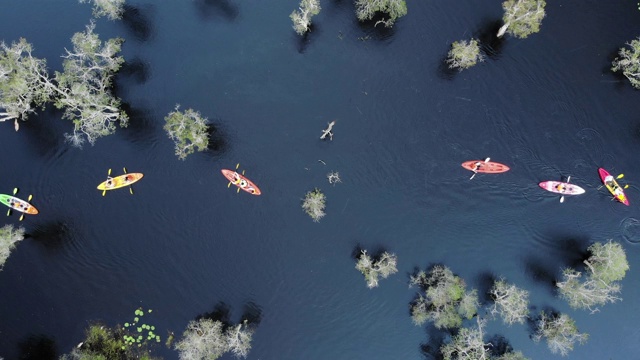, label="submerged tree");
[0,225,25,270]
[440,317,491,360]
[489,278,529,326]
[611,37,640,89]
[533,311,588,356]
[355,0,407,28]
[51,21,128,147]
[164,105,209,160]
[497,0,546,38]
[355,250,398,288]
[556,240,628,313]
[446,39,484,71]
[290,0,321,36]
[175,318,254,360]
[409,265,478,329]
[79,0,126,20]
[0,38,53,131]
[302,188,326,222]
